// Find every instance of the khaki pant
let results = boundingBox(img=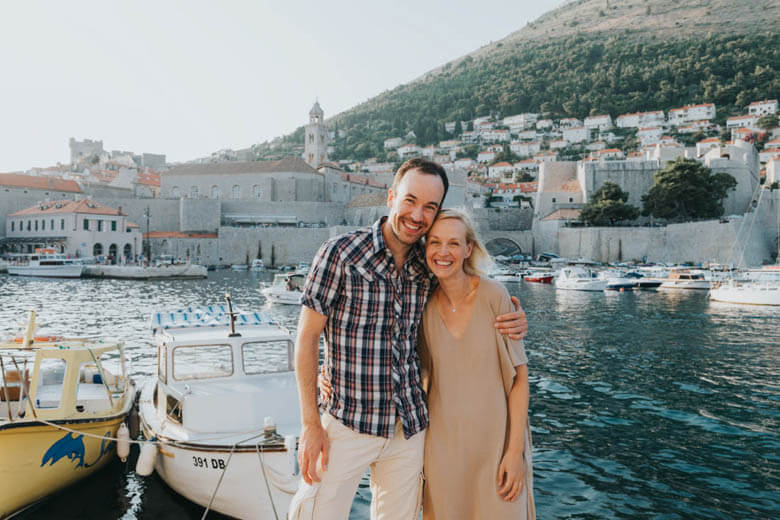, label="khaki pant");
[289,413,425,520]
